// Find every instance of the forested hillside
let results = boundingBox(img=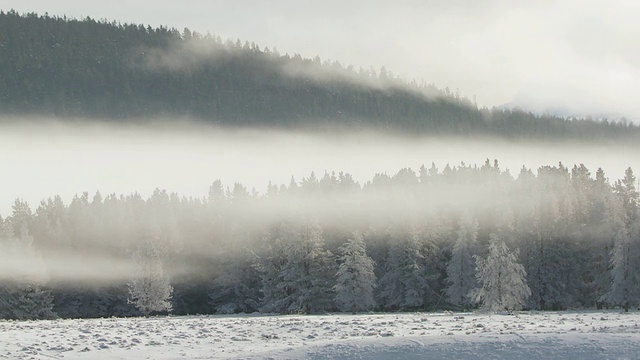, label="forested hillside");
[1,10,638,140]
[1,161,639,319]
